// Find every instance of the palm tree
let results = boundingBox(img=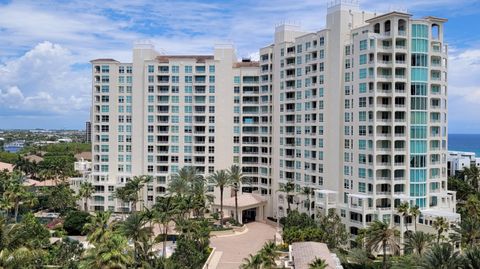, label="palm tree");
[302,187,314,216]
[432,217,449,243]
[453,216,480,246]
[83,211,112,245]
[404,231,434,256]
[115,175,152,212]
[117,212,152,265]
[241,254,262,269]
[462,195,480,219]
[79,233,133,269]
[422,243,464,269]
[190,176,214,218]
[4,182,27,223]
[462,166,480,191]
[277,180,295,213]
[347,248,372,269]
[169,166,203,196]
[309,257,328,269]
[258,241,278,268]
[153,196,178,258]
[365,220,400,269]
[397,202,410,232]
[13,157,37,179]
[78,182,95,211]
[228,165,243,223]
[464,245,480,269]
[208,170,230,228]
[409,205,421,231]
